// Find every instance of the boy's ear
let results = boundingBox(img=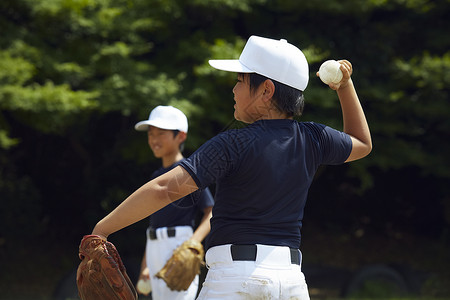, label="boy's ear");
[262,79,275,102]
[177,131,187,144]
